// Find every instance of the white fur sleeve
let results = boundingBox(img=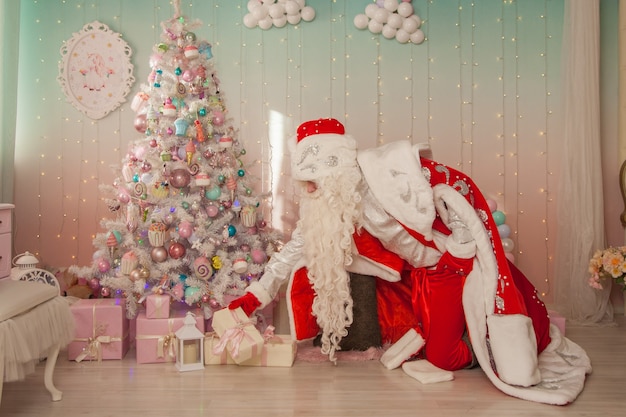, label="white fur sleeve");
[361,188,442,268]
[246,228,305,308]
